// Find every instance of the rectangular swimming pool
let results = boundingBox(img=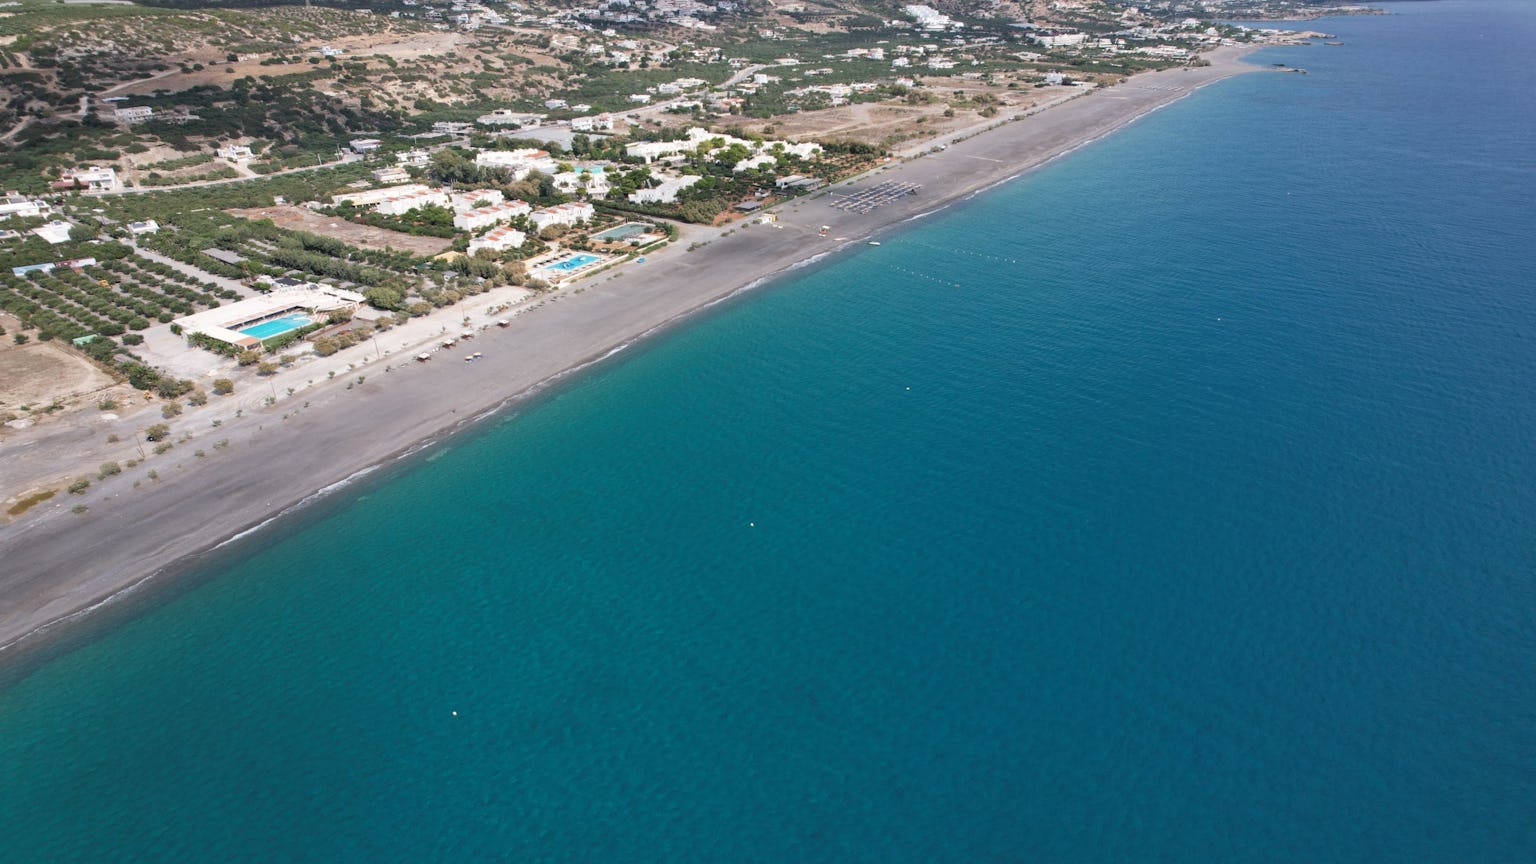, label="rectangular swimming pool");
[239,313,311,340]
[540,253,602,273]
